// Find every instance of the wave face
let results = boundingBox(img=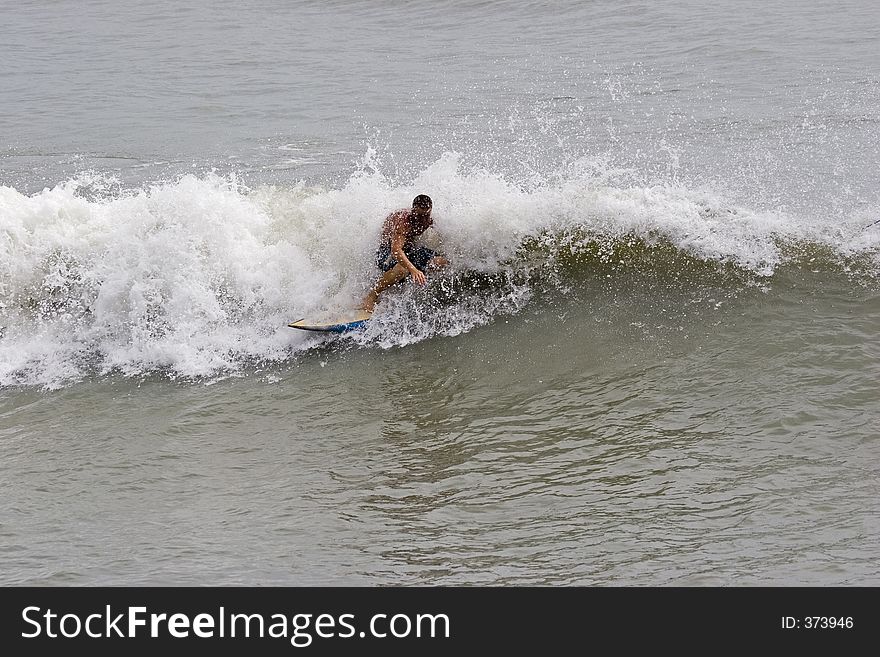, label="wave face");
[1,153,877,388]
